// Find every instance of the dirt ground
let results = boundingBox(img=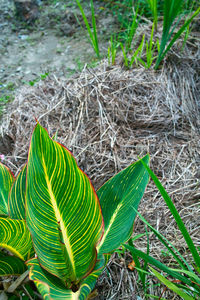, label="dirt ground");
[0,0,113,88]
